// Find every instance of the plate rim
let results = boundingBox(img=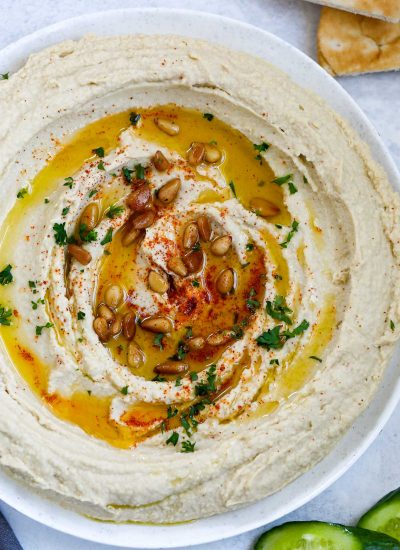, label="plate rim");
[0,7,399,548]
